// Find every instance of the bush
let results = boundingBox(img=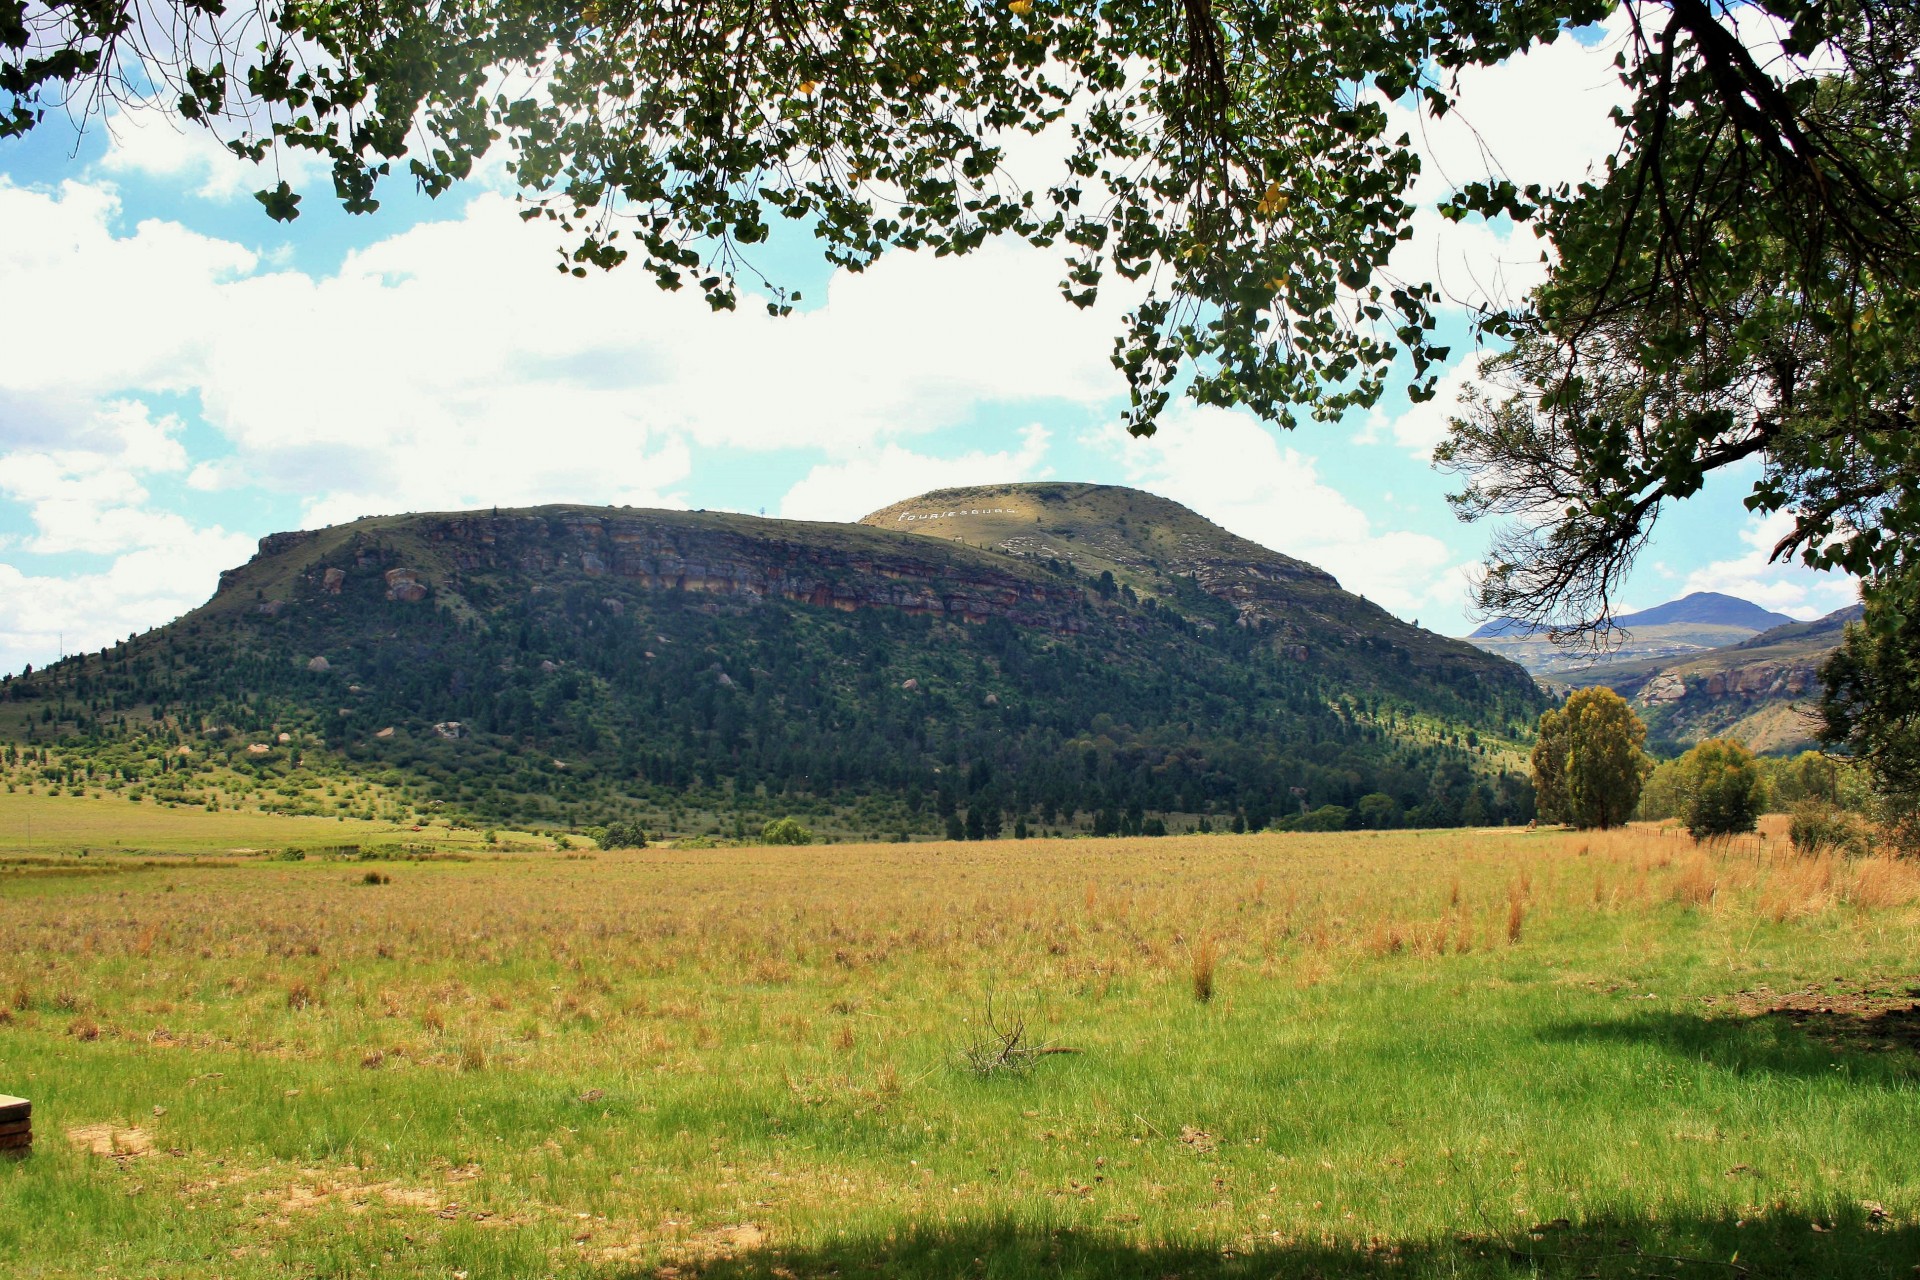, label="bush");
[1682,738,1765,839]
[1788,799,1864,856]
[1355,793,1399,829]
[1290,804,1352,832]
[762,816,814,846]
[1634,756,1691,822]
[597,819,649,850]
